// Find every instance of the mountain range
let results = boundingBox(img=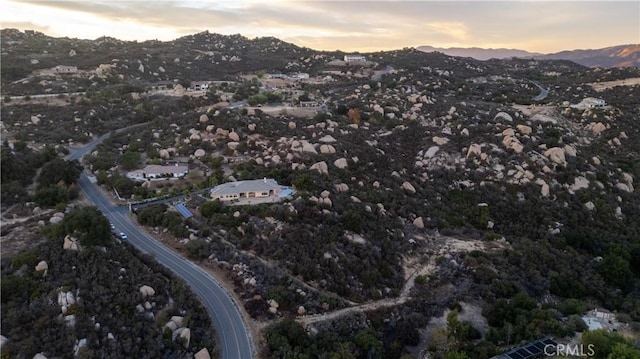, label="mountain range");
[417,44,640,68]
